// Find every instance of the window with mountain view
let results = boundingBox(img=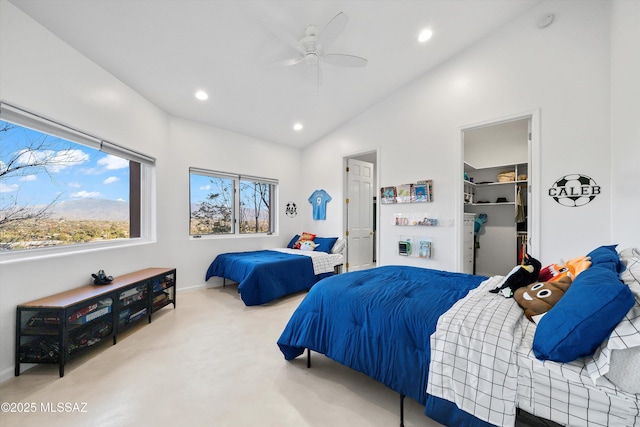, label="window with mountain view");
[189,168,277,236]
[0,105,154,254]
